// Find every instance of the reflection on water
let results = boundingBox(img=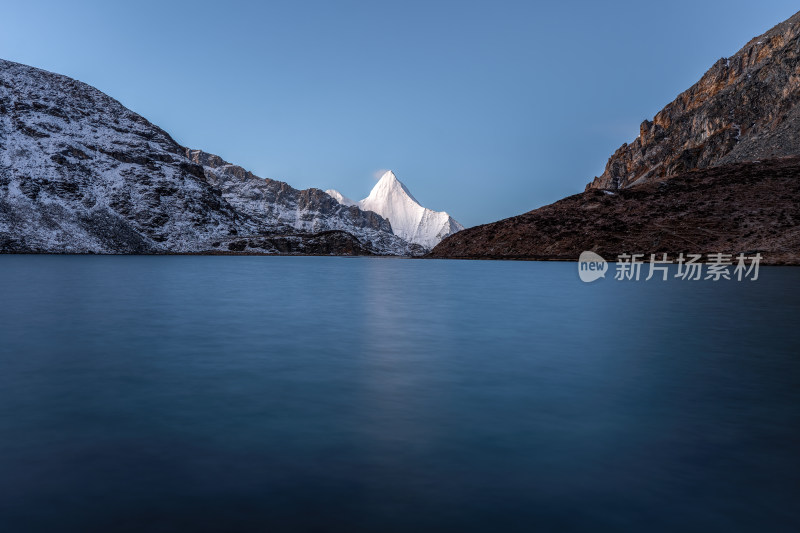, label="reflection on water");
[0,256,798,532]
